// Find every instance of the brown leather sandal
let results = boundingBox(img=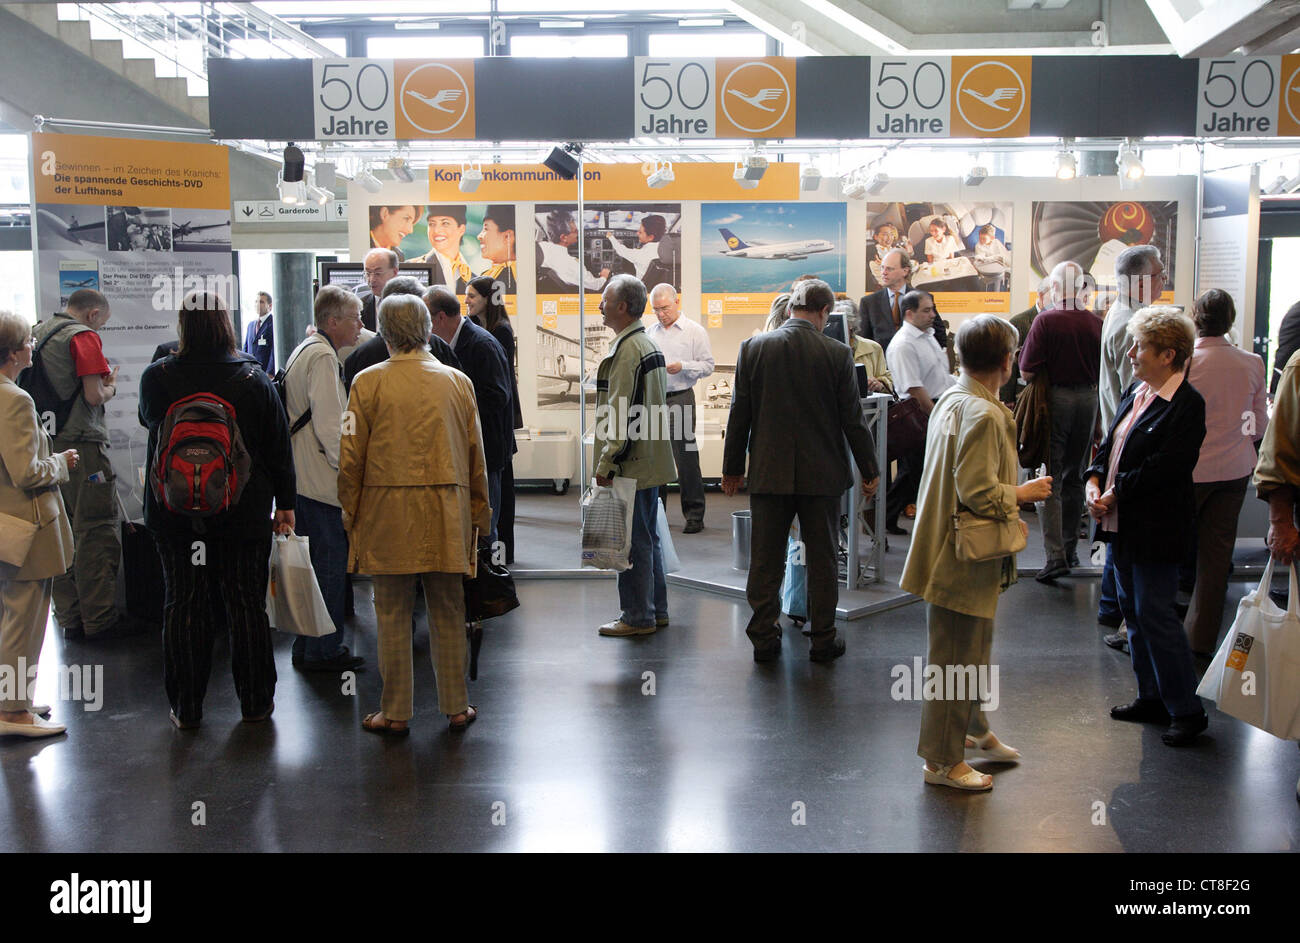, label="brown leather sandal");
[362,711,410,737]
[448,705,477,732]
